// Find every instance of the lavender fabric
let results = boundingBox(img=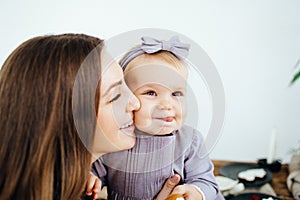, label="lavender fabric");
[92,125,224,200]
[120,36,190,70]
